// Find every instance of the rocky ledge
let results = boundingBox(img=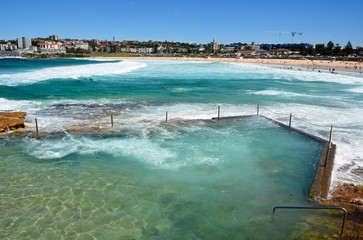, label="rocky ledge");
[322,183,363,211]
[321,183,363,239]
[0,112,27,132]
